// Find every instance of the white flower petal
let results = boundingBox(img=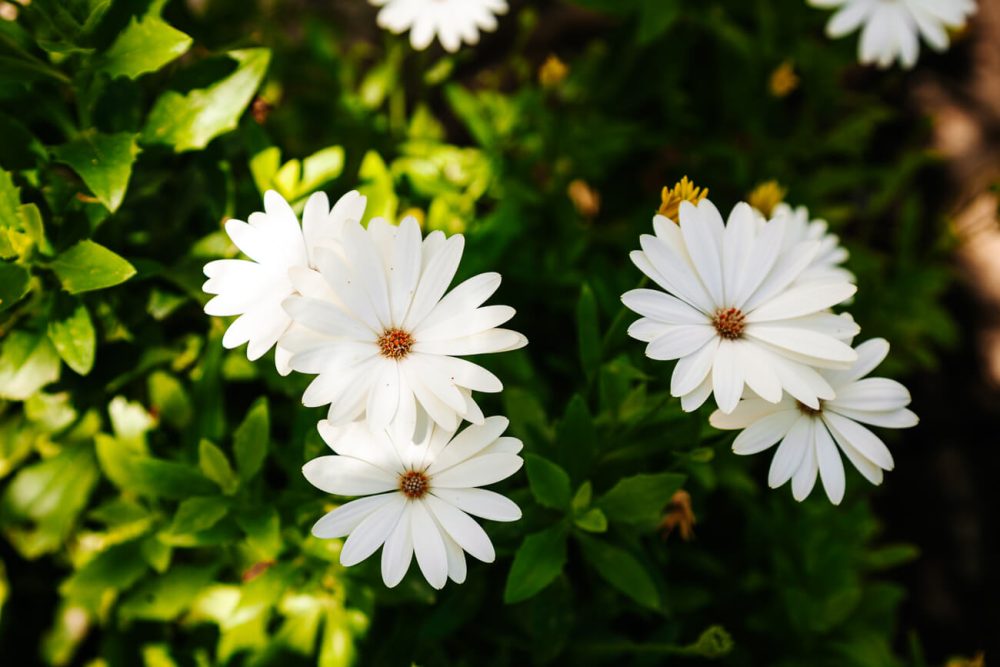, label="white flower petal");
[732,410,800,455]
[815,422,846,505]
[412,500,449,589]
[712,339,745,414]
[381,503,414,587]
[430,487,521,521]
[302,455,398,496]
[791,433,819,501]
[822,412,894,470]
[646,325,717,361]
[340,494,406,567]
[431,453,522,488]
[768,417,813,488]
[424,495,496,562]
[312,494,396,538]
